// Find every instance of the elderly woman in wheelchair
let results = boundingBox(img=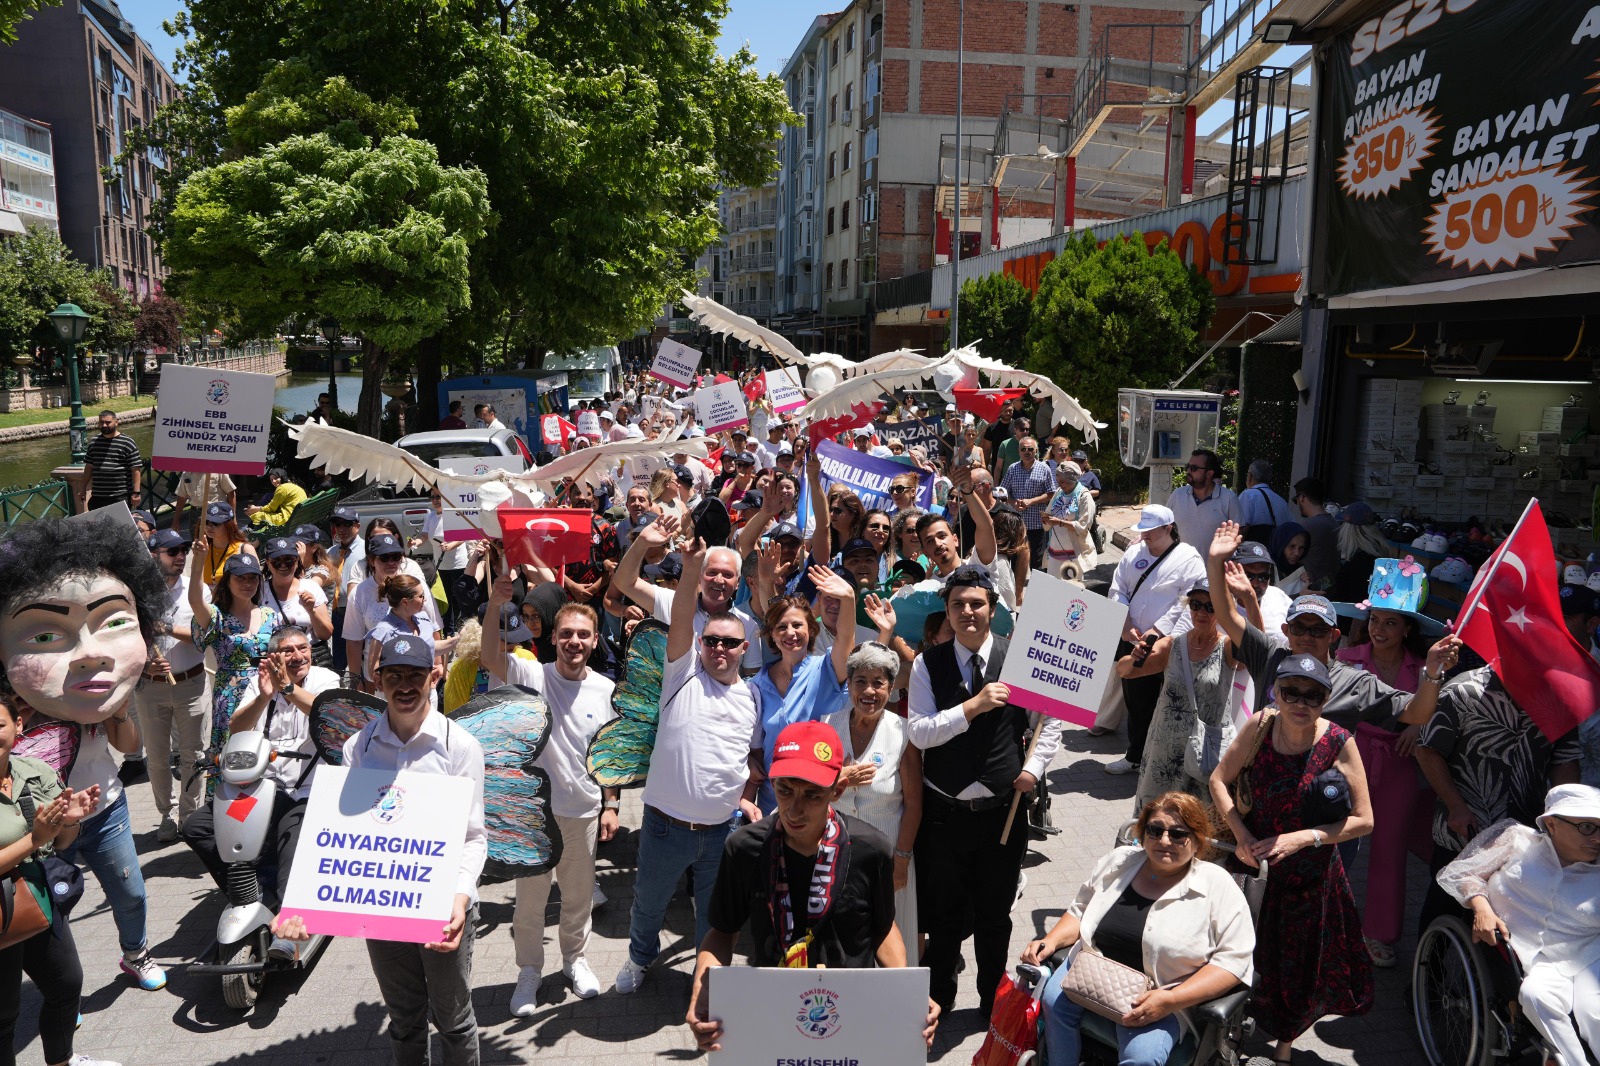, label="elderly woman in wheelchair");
[1432,784,1600,1066]
[1018,792,1256,1066]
